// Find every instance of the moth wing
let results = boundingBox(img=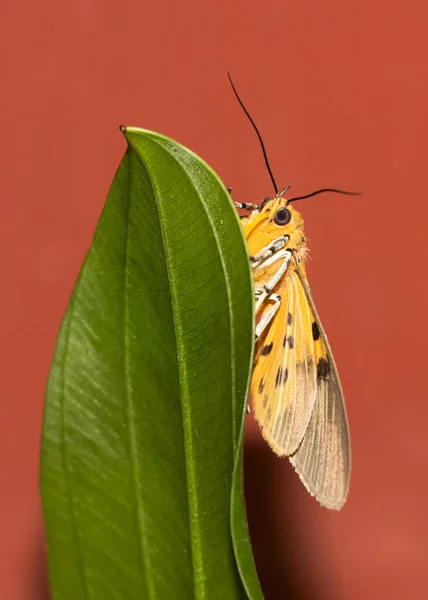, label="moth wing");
[289,261,351,510]
[251,268,318,456]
